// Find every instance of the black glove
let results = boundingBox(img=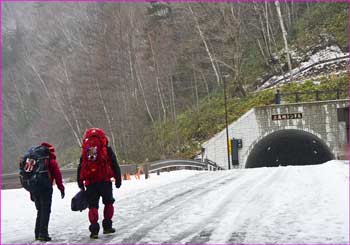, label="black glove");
[30,192,34,202]
[60,189,65,199]
[115,179,121,189]
[78,182,85,191]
